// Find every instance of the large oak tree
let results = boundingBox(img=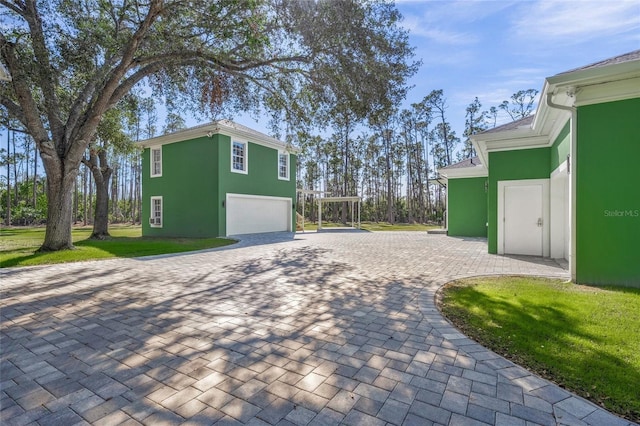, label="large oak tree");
[1,0,415,251]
